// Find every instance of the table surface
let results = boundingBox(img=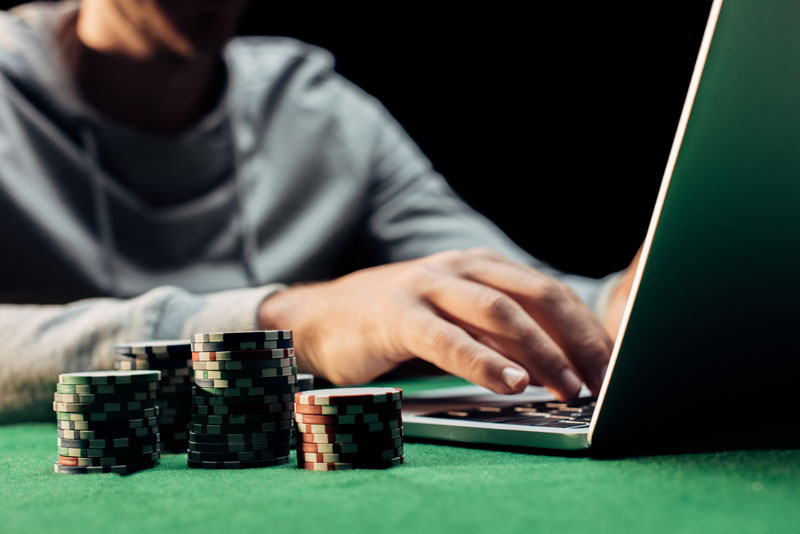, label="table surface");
[2,377,799,534]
